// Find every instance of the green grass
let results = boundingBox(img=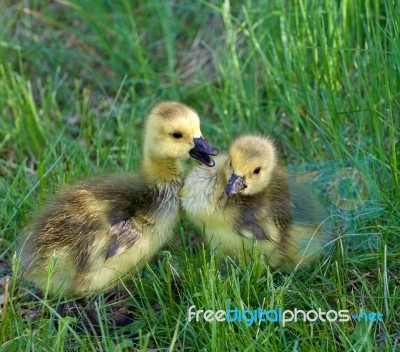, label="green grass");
[0,0,399,350]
